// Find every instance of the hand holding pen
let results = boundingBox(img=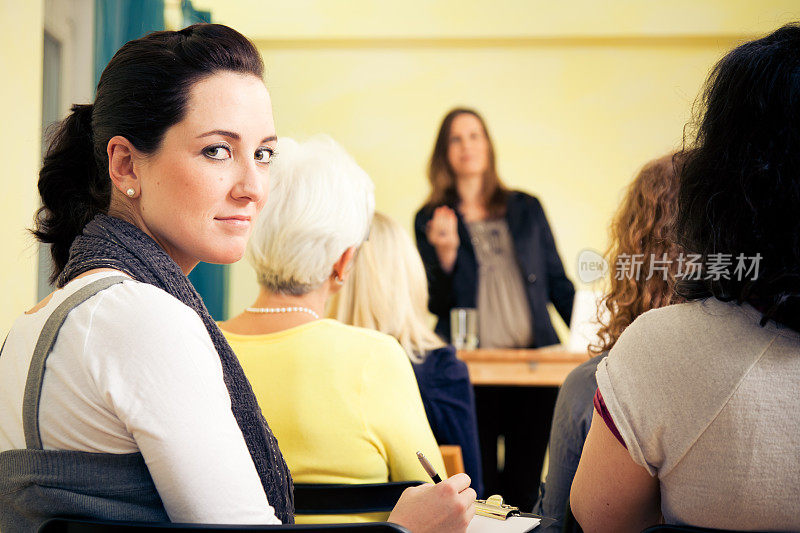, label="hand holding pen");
[385,451,476,533]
